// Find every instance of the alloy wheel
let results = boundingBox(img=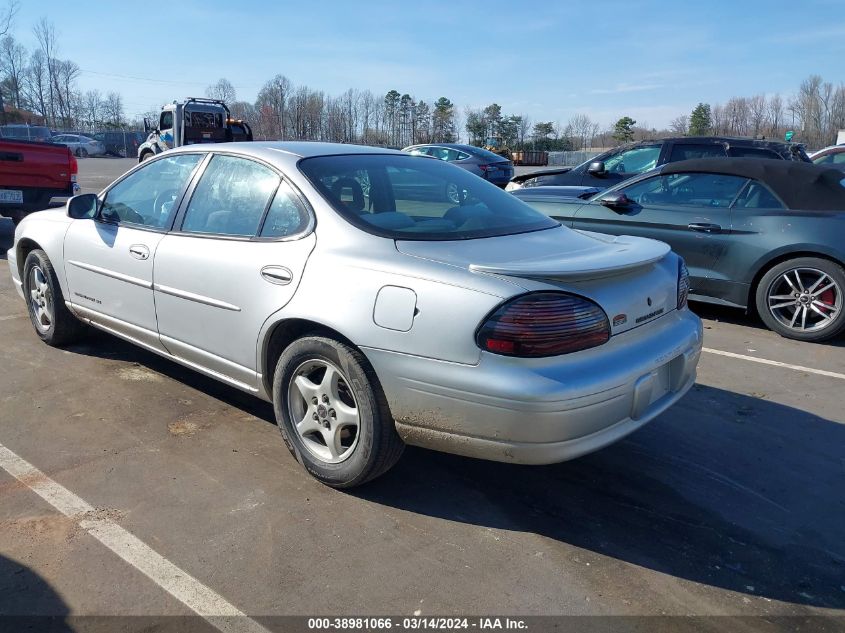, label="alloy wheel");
[28,265,53,333]
[287,359,360,464]
[766,267,841,333]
